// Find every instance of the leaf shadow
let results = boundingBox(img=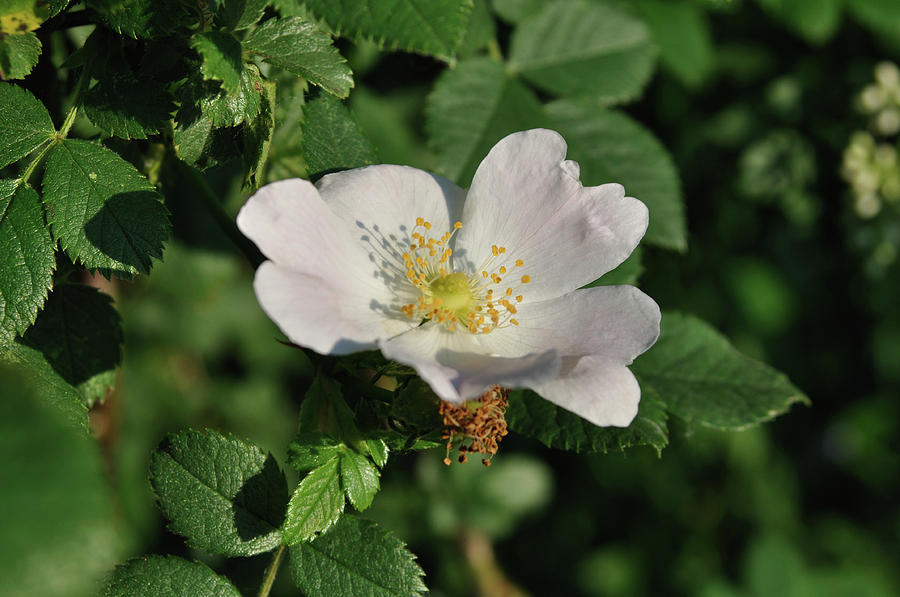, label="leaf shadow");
[83,191,169,277]
[232,454,289,543]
